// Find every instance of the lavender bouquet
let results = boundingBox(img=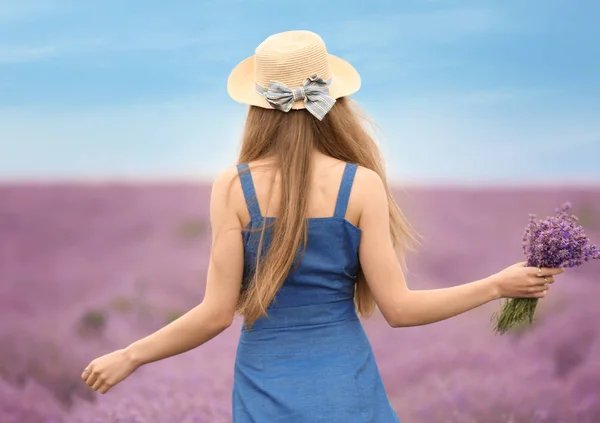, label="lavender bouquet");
[493,202,600,334]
